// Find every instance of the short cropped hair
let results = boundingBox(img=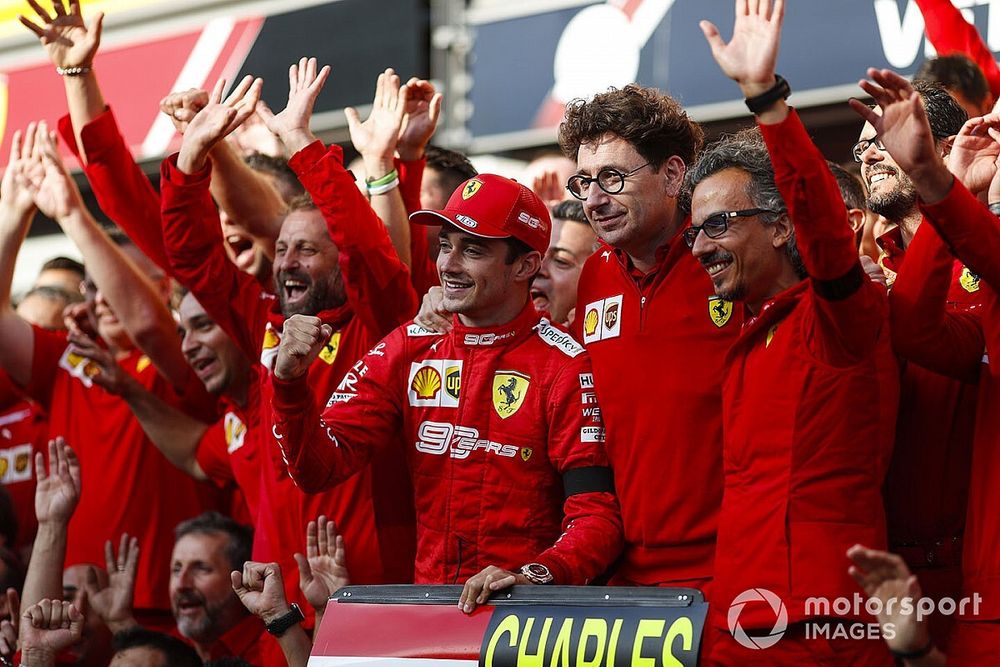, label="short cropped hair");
[40,256,85,280]
[245,152,306,202]
[826,161,867,211]
[550,200,587,224]
[112,627,201,667]
[174,512,253,572]
[685,127,807,279]
[425,145,478,198]
[916,54,991,110]
[913,80,968,139]
[559,84,704,168]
